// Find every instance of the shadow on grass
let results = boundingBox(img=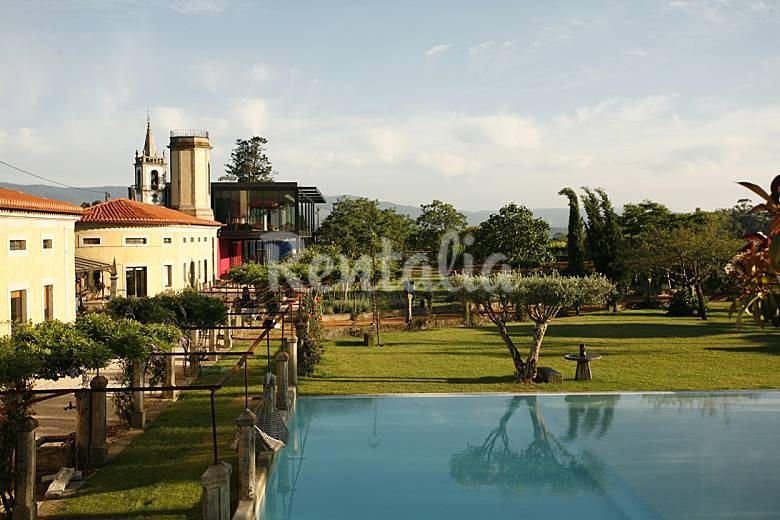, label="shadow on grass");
[307,374,514,385]
[500,321,739,340]
[705,335,780,355]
